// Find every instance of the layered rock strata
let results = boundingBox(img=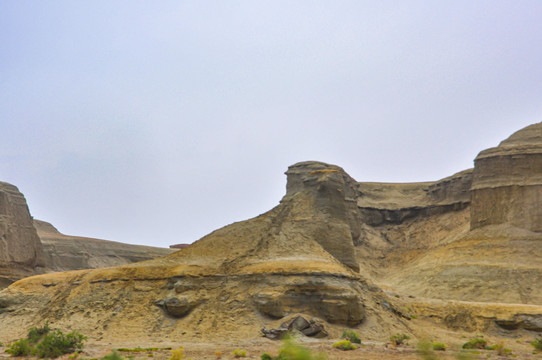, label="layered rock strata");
[378,123,542,304]
[34,220,175,272]
[471,123,542,231]
[0,162,406,343]
[0,182,45,286]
